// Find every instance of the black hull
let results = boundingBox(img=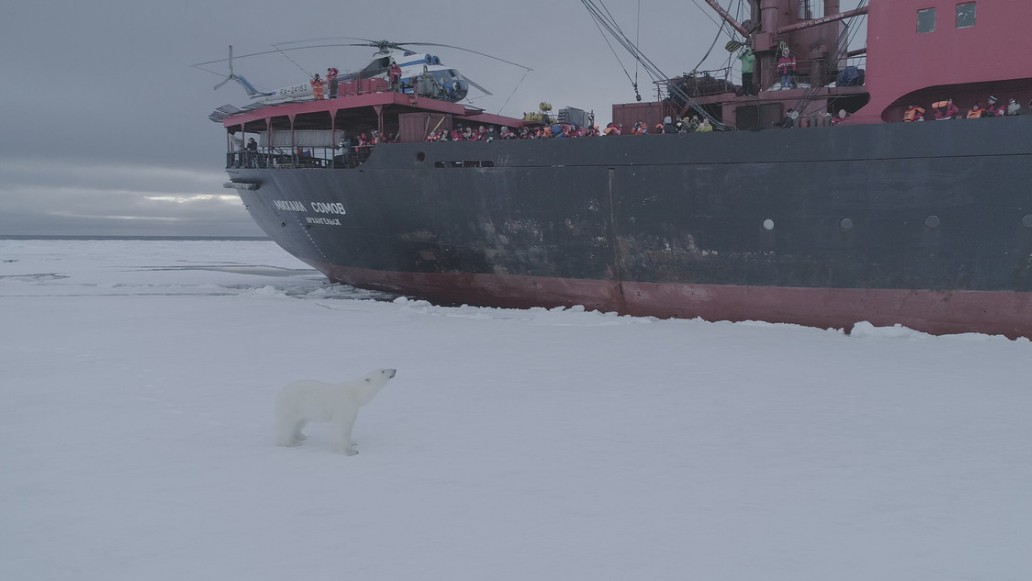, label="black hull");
[228,118,1032,338]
